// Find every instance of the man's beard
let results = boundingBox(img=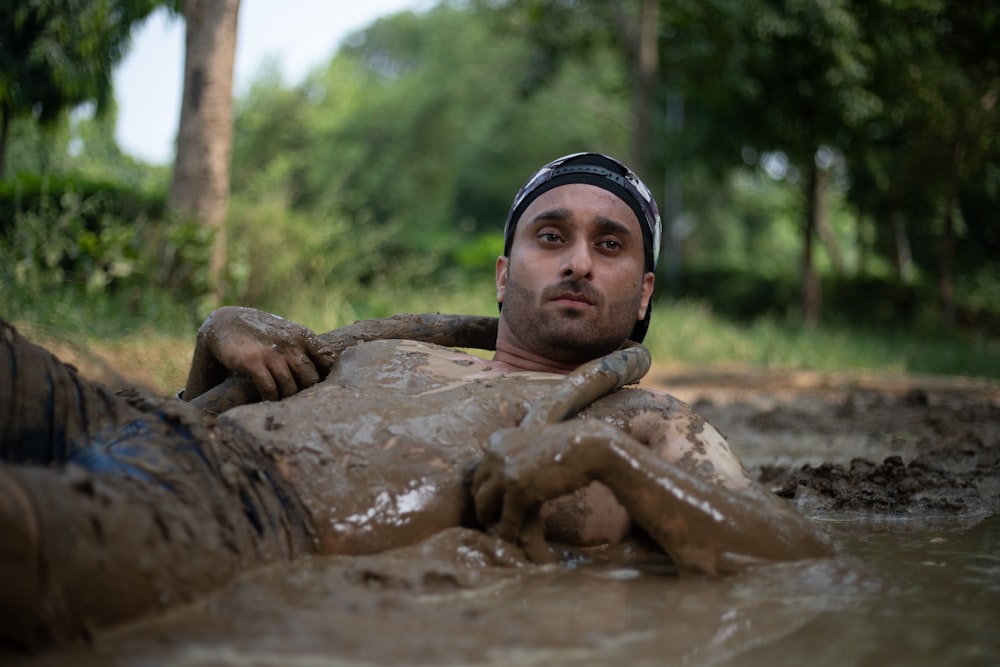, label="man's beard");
[501,275,642,363]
